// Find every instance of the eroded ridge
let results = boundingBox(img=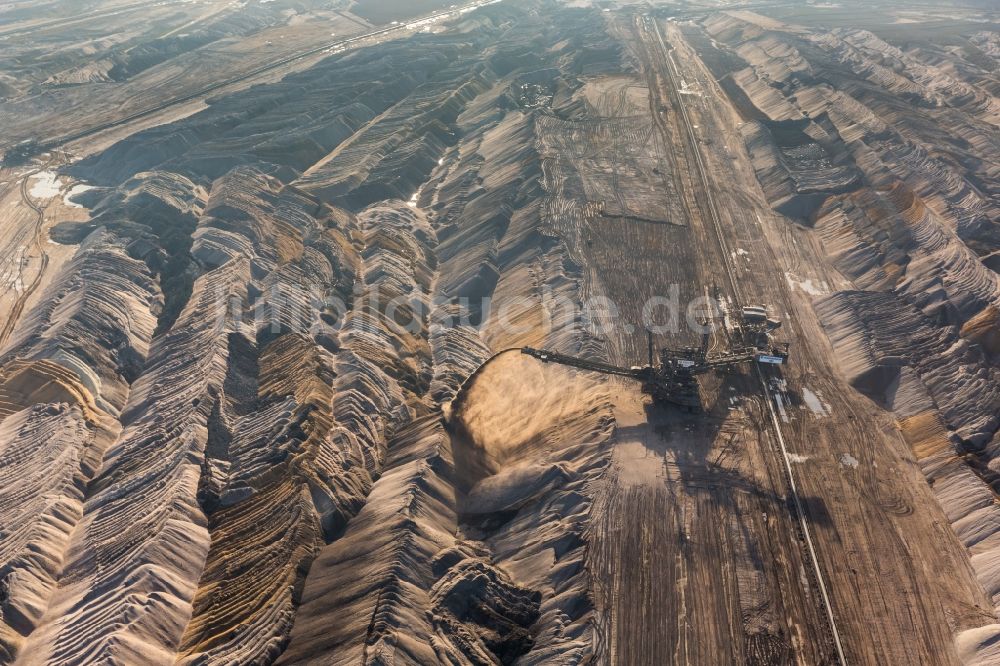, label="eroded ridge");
[3,2,1000,665]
